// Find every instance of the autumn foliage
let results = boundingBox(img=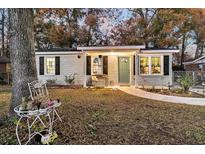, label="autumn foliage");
[34,8,205,66]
